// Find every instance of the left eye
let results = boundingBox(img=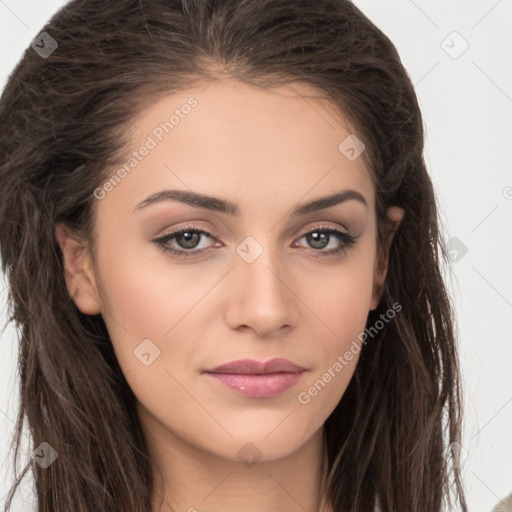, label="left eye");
[296,229,353,251]
[152,226,357,258]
